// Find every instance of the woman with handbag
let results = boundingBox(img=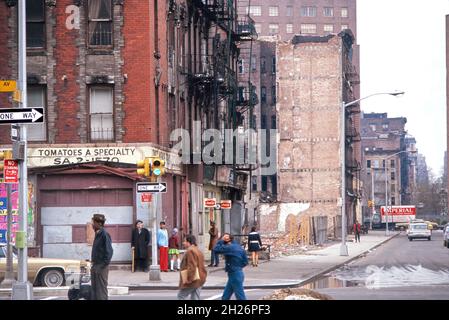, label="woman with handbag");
[177,235,207,300]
